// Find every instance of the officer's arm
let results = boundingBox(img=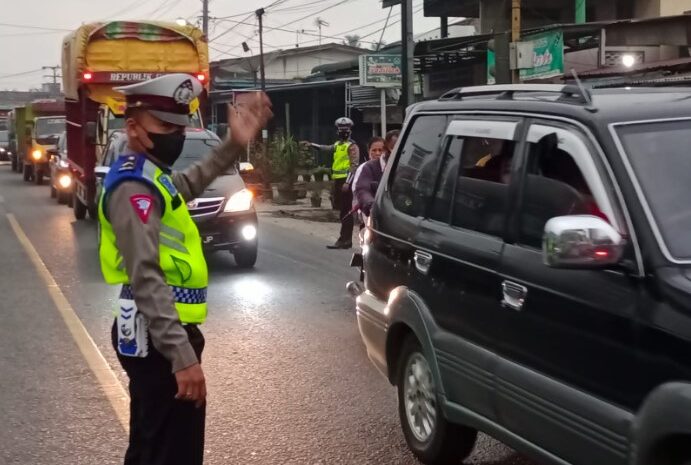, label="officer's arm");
[310,143,334,152]
[348,144,360,175]
[171,137,245,201]
[108,181,199,373]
